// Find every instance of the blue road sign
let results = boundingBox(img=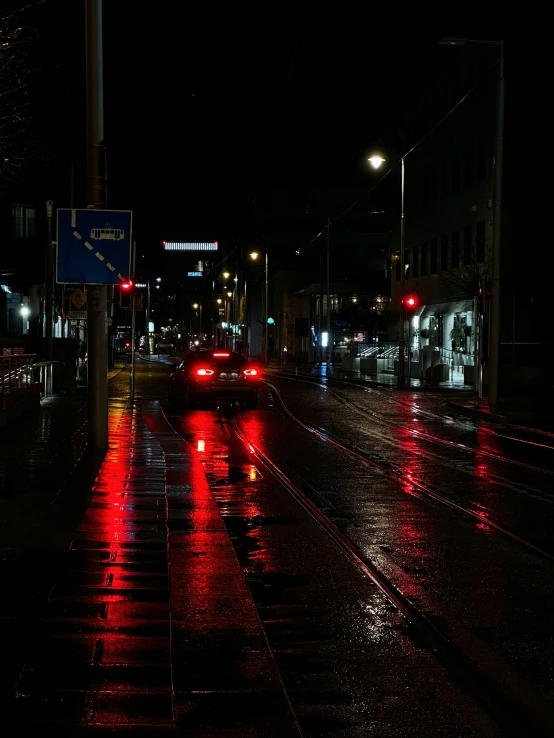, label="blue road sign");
[56,208,132,284]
